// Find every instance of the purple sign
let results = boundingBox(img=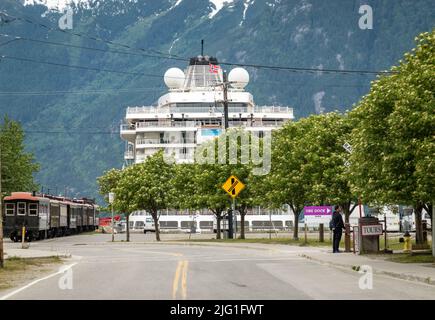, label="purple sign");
[304,206,333,216]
